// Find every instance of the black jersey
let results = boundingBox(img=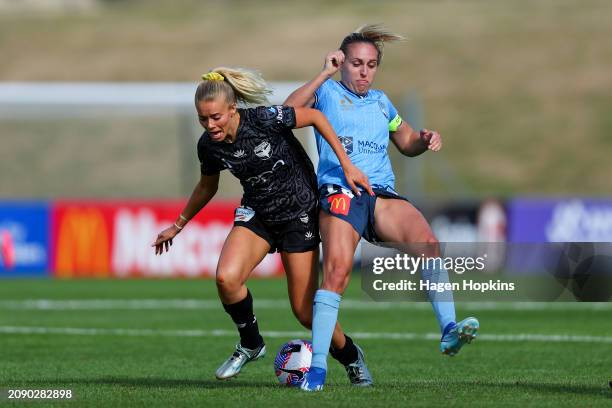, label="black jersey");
[197,106,318,224]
